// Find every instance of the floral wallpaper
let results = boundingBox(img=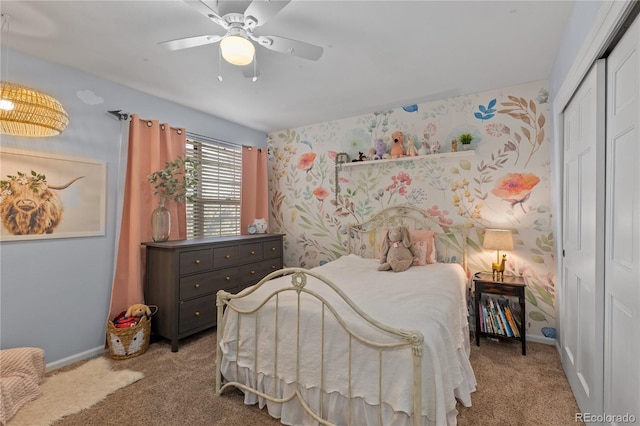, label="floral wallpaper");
[267,80,556,340]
